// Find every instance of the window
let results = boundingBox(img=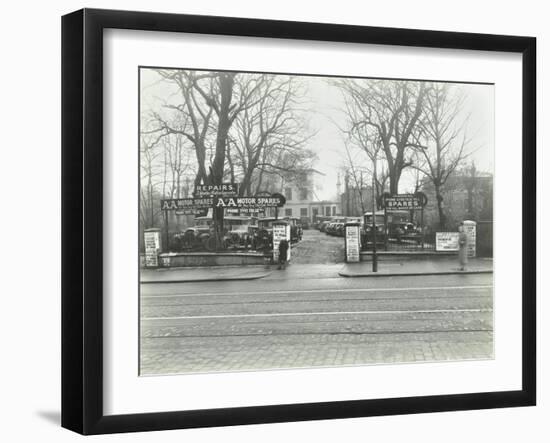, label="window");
[284,187,292,200]
[285,208,292,217]
[300,208,308,217]
[299,187,308,200]
[332,206,336,216]
[325,206,331,216]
